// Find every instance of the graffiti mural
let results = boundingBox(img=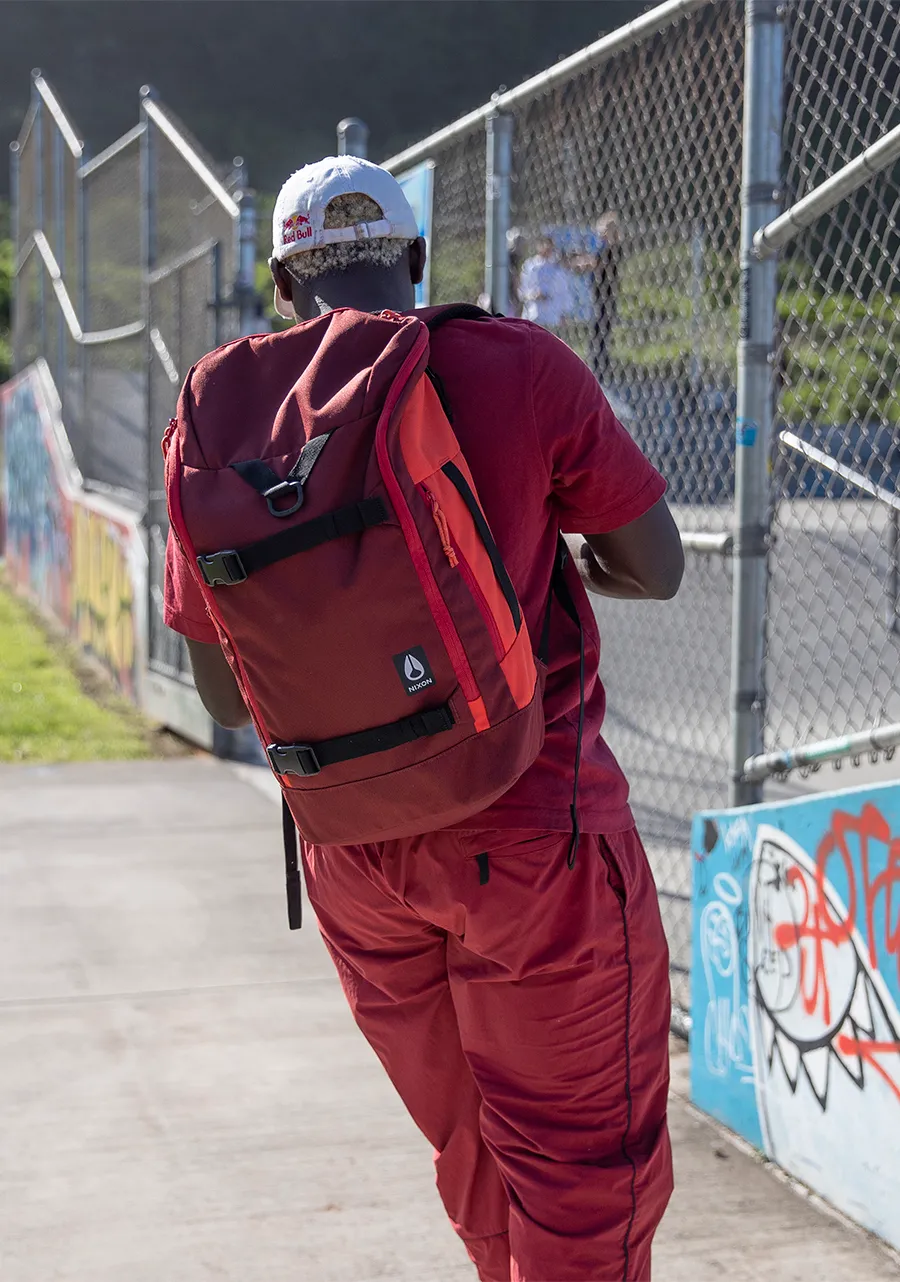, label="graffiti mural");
[1,366,145,697]
[72,504,140,697]
[692,783,900,1250]
[1,372,72,620]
